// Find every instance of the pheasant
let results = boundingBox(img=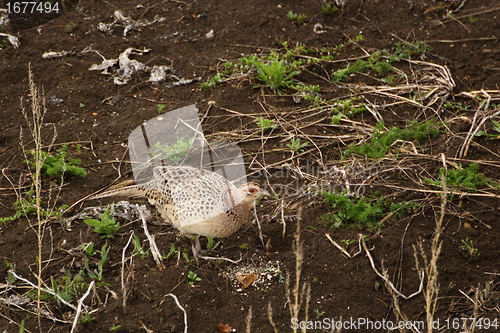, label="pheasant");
[91,166,267,239]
